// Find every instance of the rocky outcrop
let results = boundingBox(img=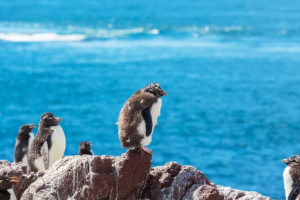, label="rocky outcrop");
[0,160,41,199]
[21,149,152,200]
[217,186,272,200]
[141,162,271,200]
[0,150,272,200]
[141,162,216,199]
